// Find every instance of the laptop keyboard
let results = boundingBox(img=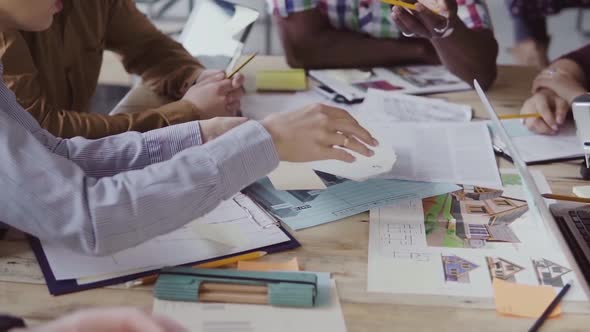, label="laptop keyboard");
[568,210,590,246]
